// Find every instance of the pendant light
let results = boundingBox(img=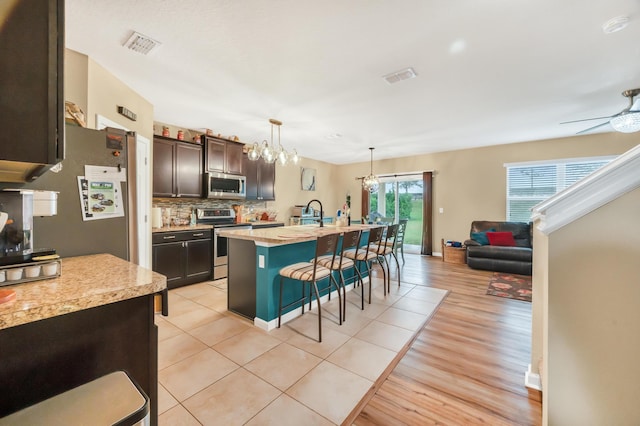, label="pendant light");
[362,147,379,192]
[247,118,299,165]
